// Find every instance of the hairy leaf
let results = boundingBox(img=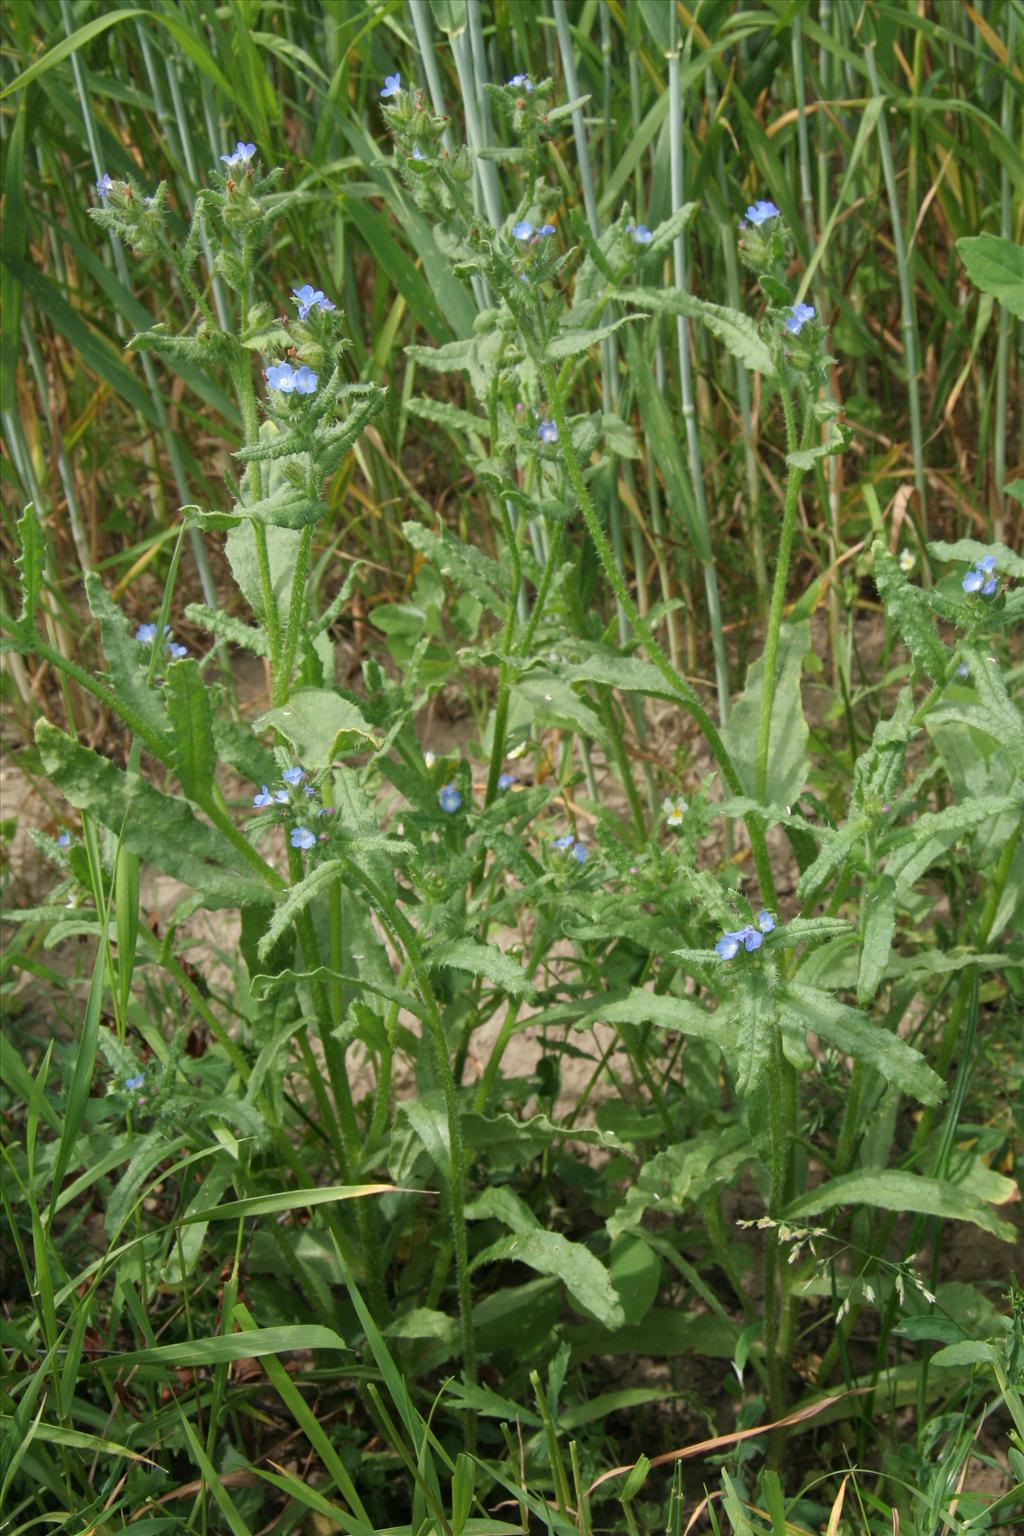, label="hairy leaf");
[165,657,216,803]
[786,1168,1015,1241]
[783,982,945,1105]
